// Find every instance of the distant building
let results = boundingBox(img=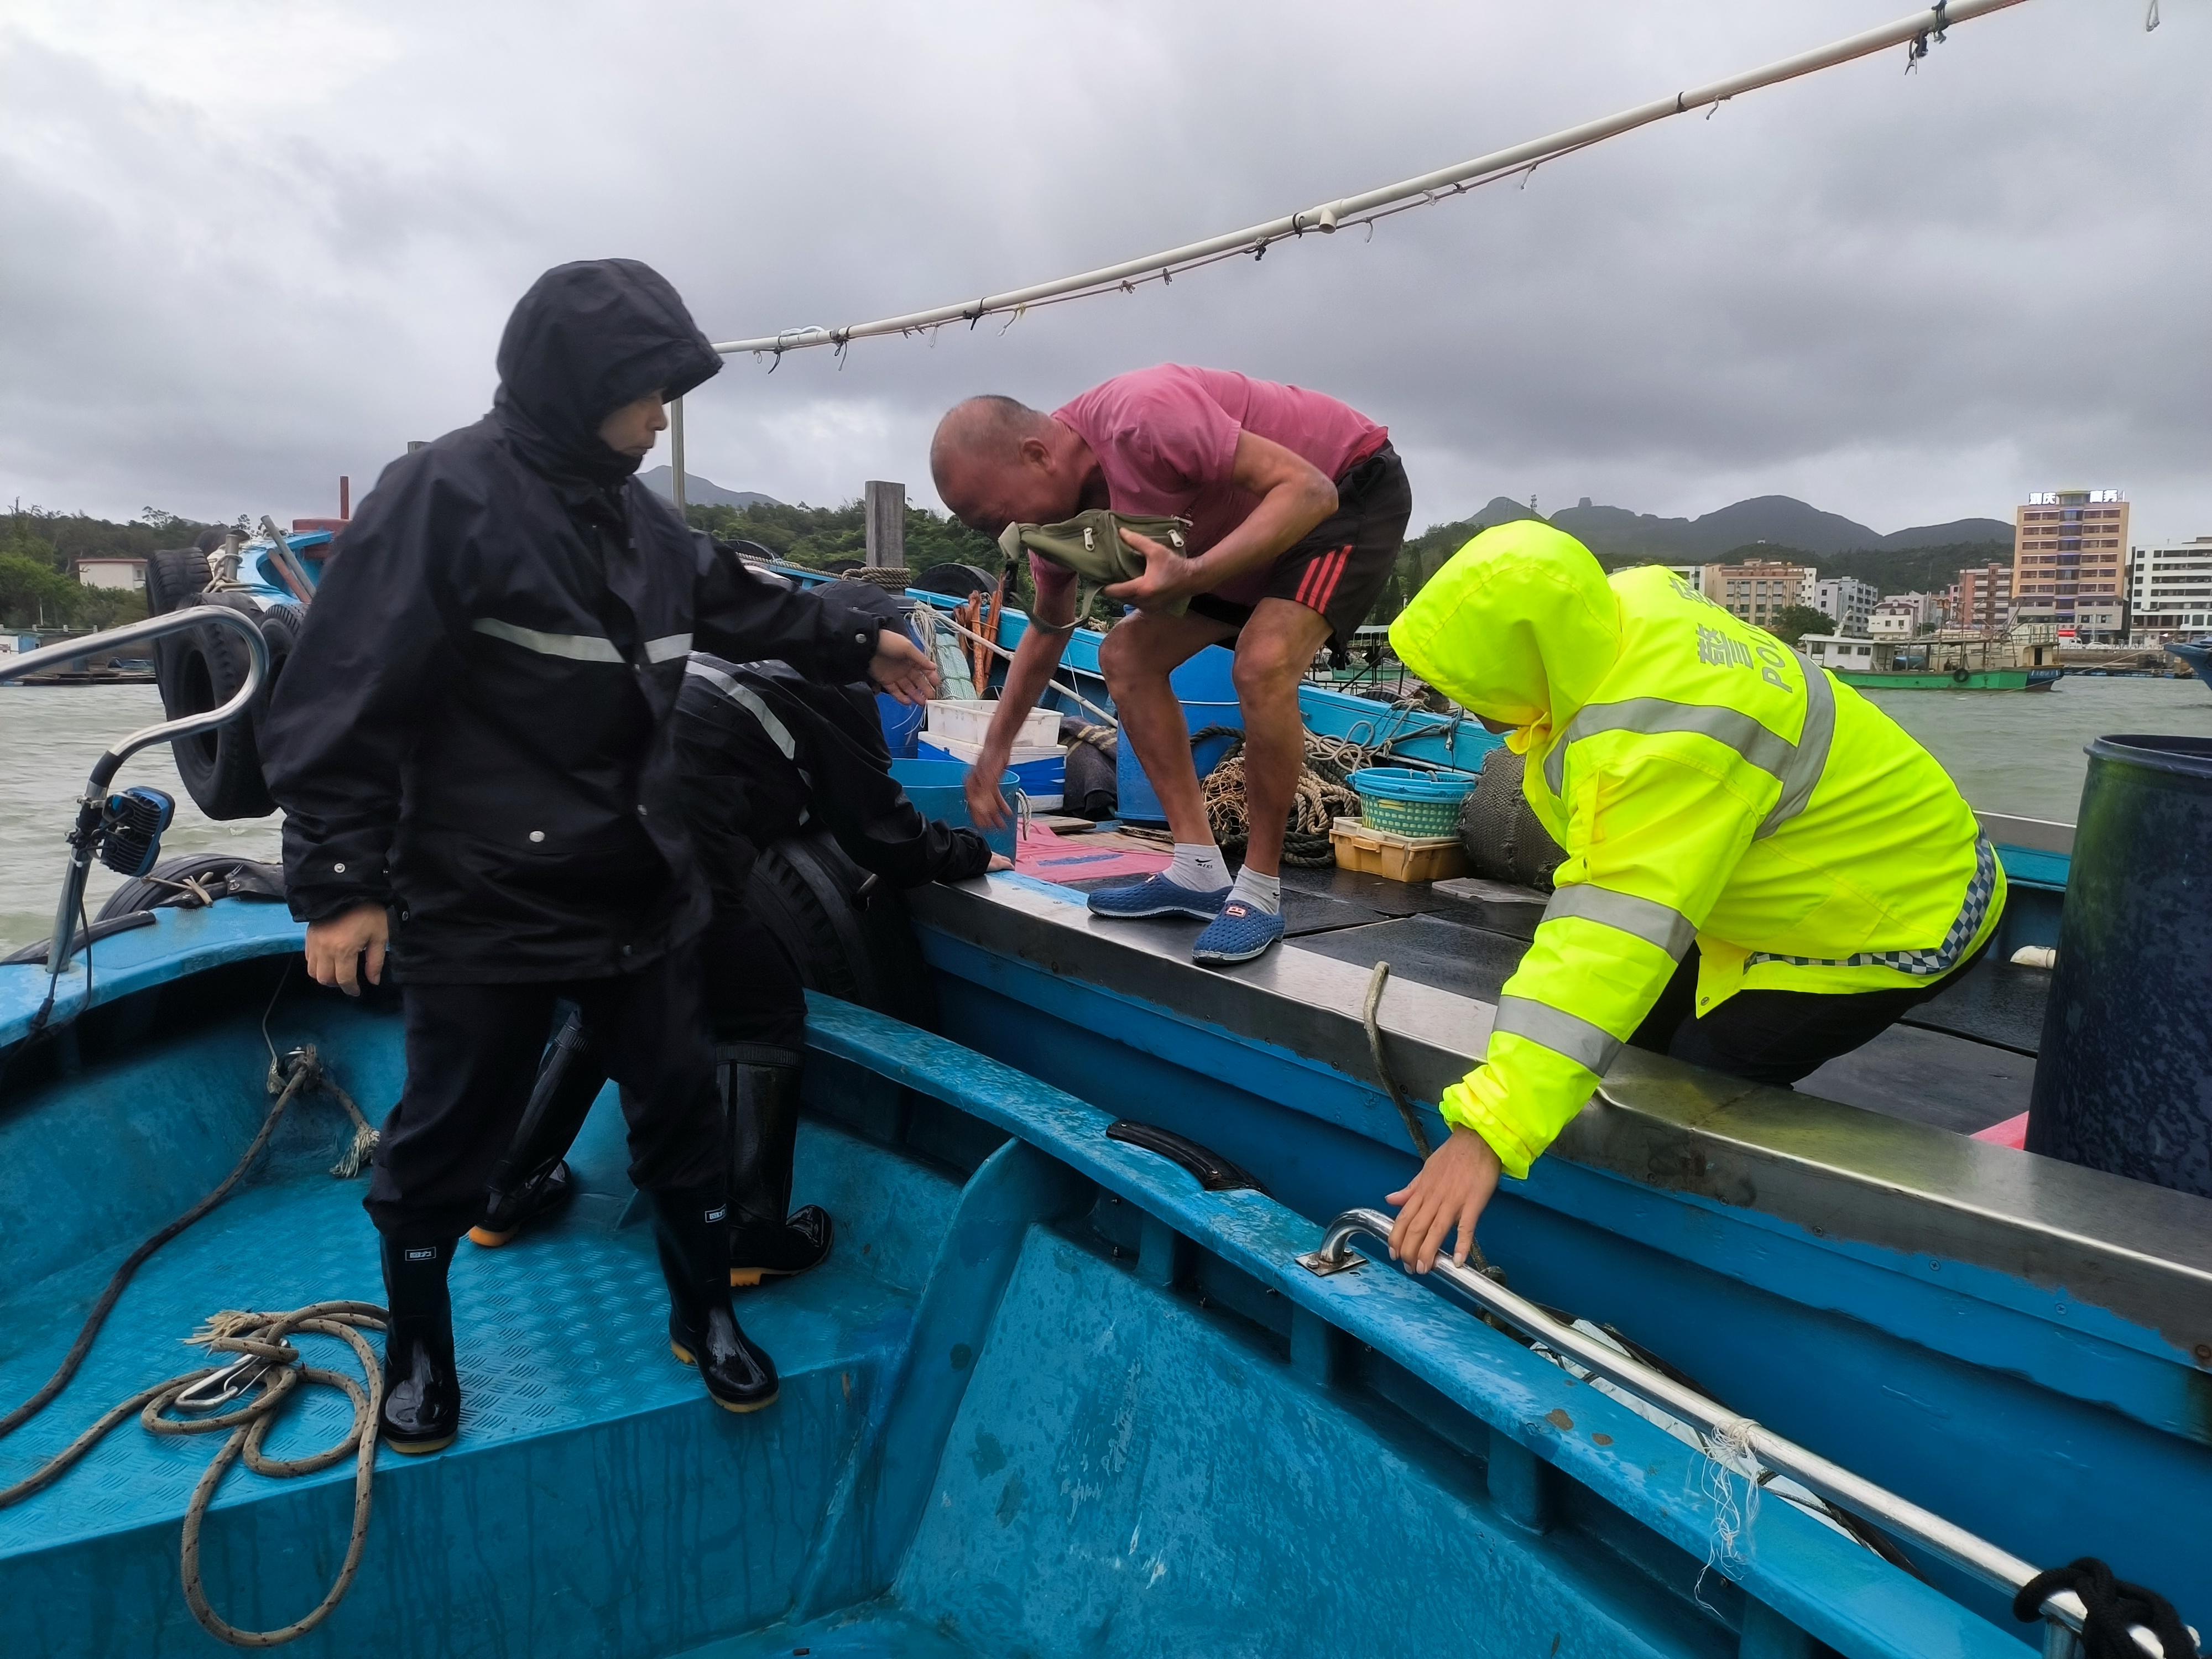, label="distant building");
[1814,576,1878,637]
[2011,488,2128,640]
[75,557,147,591]
[1665,565,1713,598]
[1870,592,1936,639]
[1713,560,1817,629]
[2126,535,2212,644]
[1795,634,1880,671]
[1945,563,2015,635]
